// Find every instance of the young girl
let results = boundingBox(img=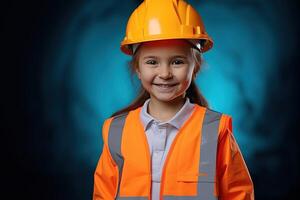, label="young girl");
[93,0,254,199]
